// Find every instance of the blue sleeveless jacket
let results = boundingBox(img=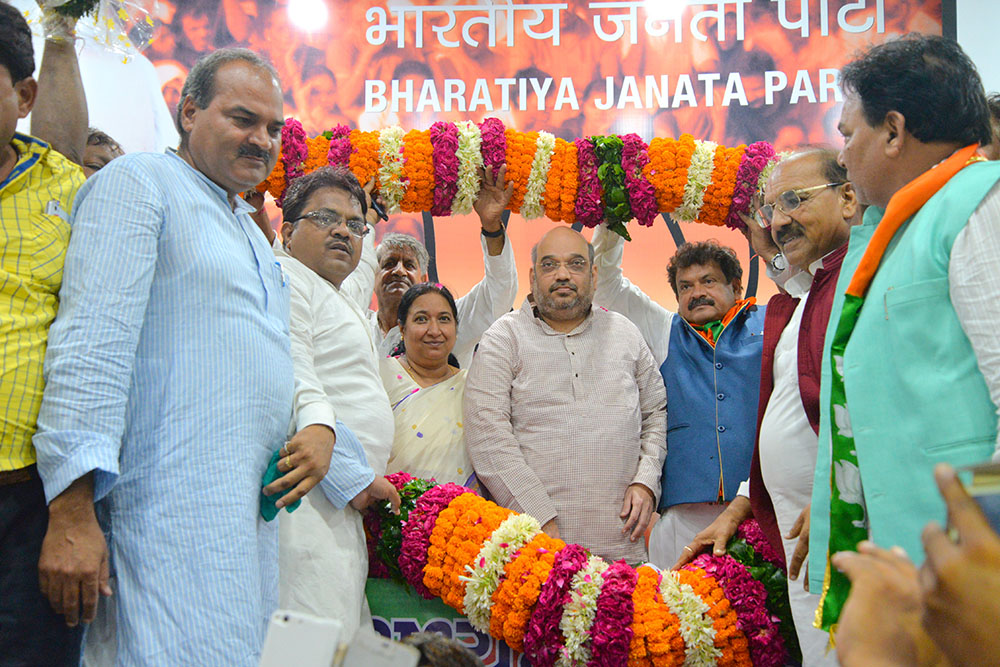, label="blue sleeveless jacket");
[659,303,766,509]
